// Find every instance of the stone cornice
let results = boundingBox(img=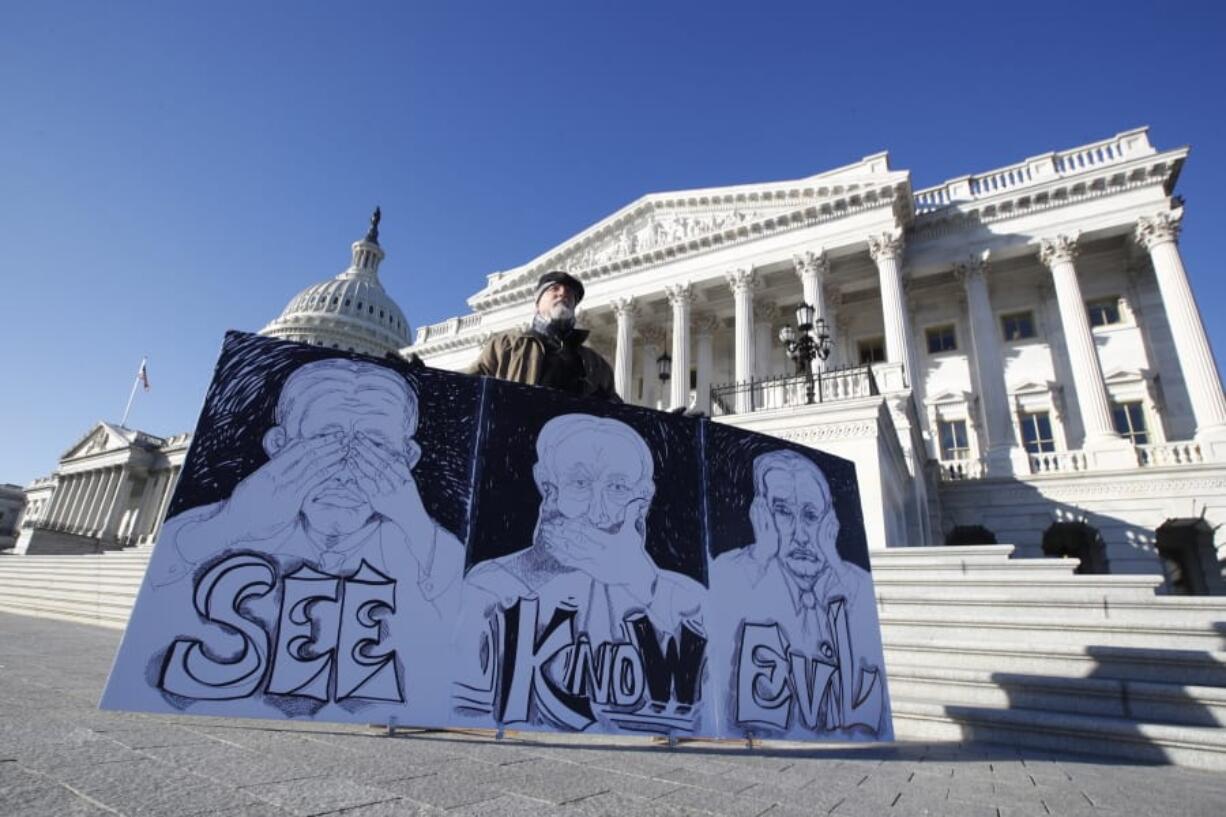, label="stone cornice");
[467,179,910,312]
[910,145,1186,243]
